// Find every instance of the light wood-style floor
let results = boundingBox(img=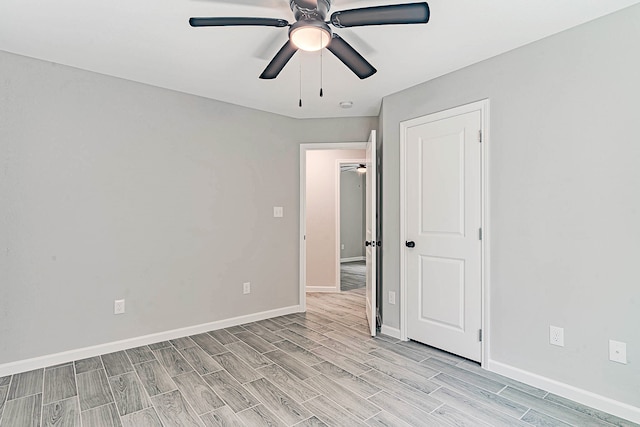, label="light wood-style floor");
[0,288,636,426]
[340,260,365,292]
